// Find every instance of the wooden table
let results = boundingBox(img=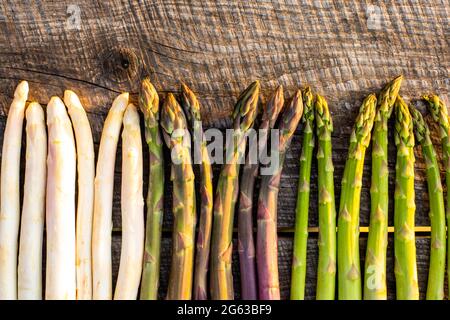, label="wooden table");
[0,0,448,299]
